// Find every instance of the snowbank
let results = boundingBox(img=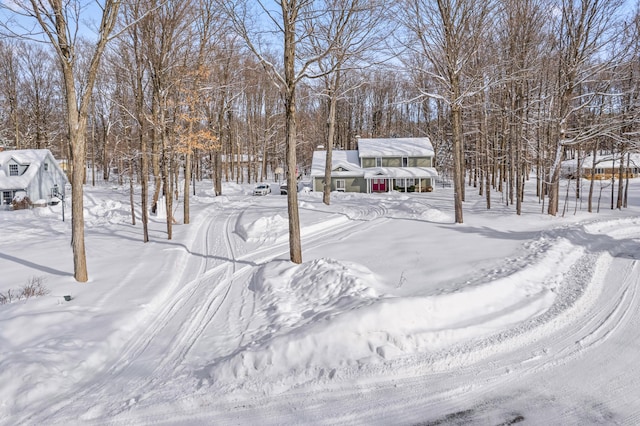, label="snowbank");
[207,239,581,390]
